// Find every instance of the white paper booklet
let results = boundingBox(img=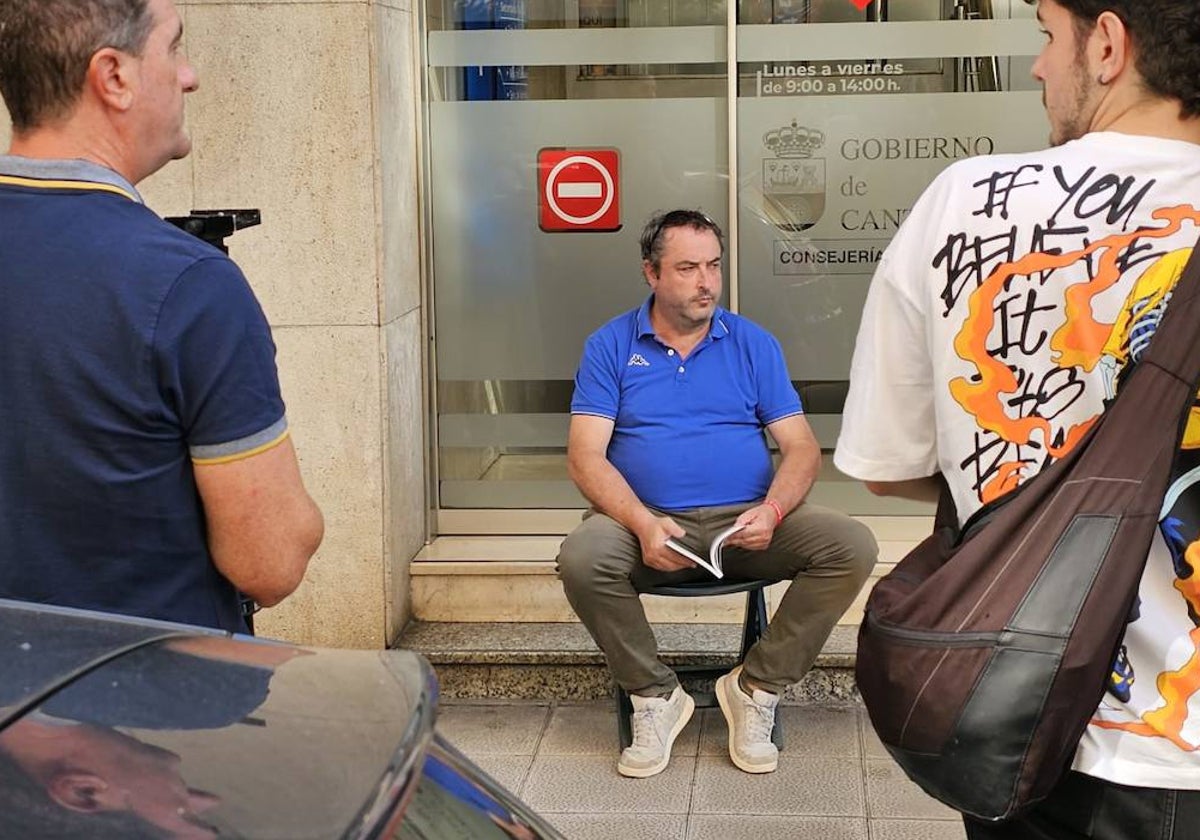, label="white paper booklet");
[663,524,745,579]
